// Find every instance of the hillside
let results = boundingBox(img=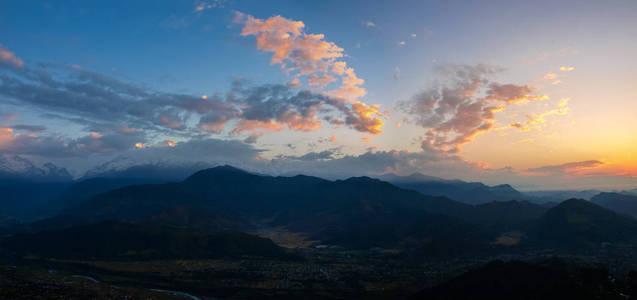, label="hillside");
[2,221,288,260]
[531,199,637,248]
[592,192,637,217]
[378,173,531,205]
